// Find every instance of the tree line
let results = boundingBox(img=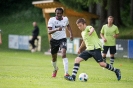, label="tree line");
[0,0,133,29]
[58,0,133,29]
